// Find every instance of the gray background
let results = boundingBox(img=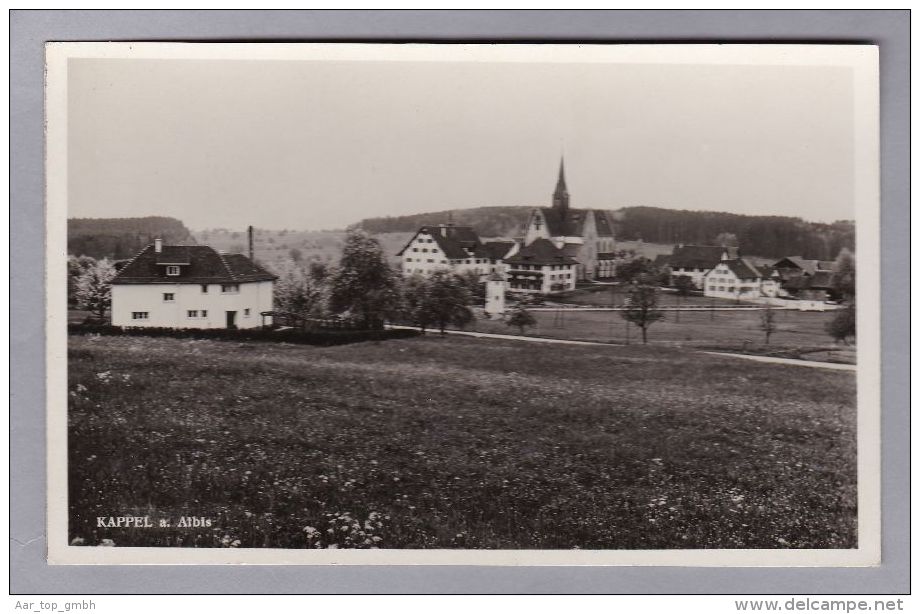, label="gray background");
[10,10,909,594]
